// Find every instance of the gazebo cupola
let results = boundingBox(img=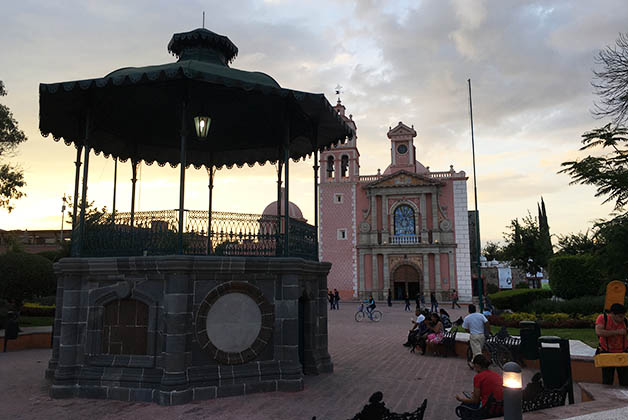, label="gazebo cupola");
[168,28,239,66]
